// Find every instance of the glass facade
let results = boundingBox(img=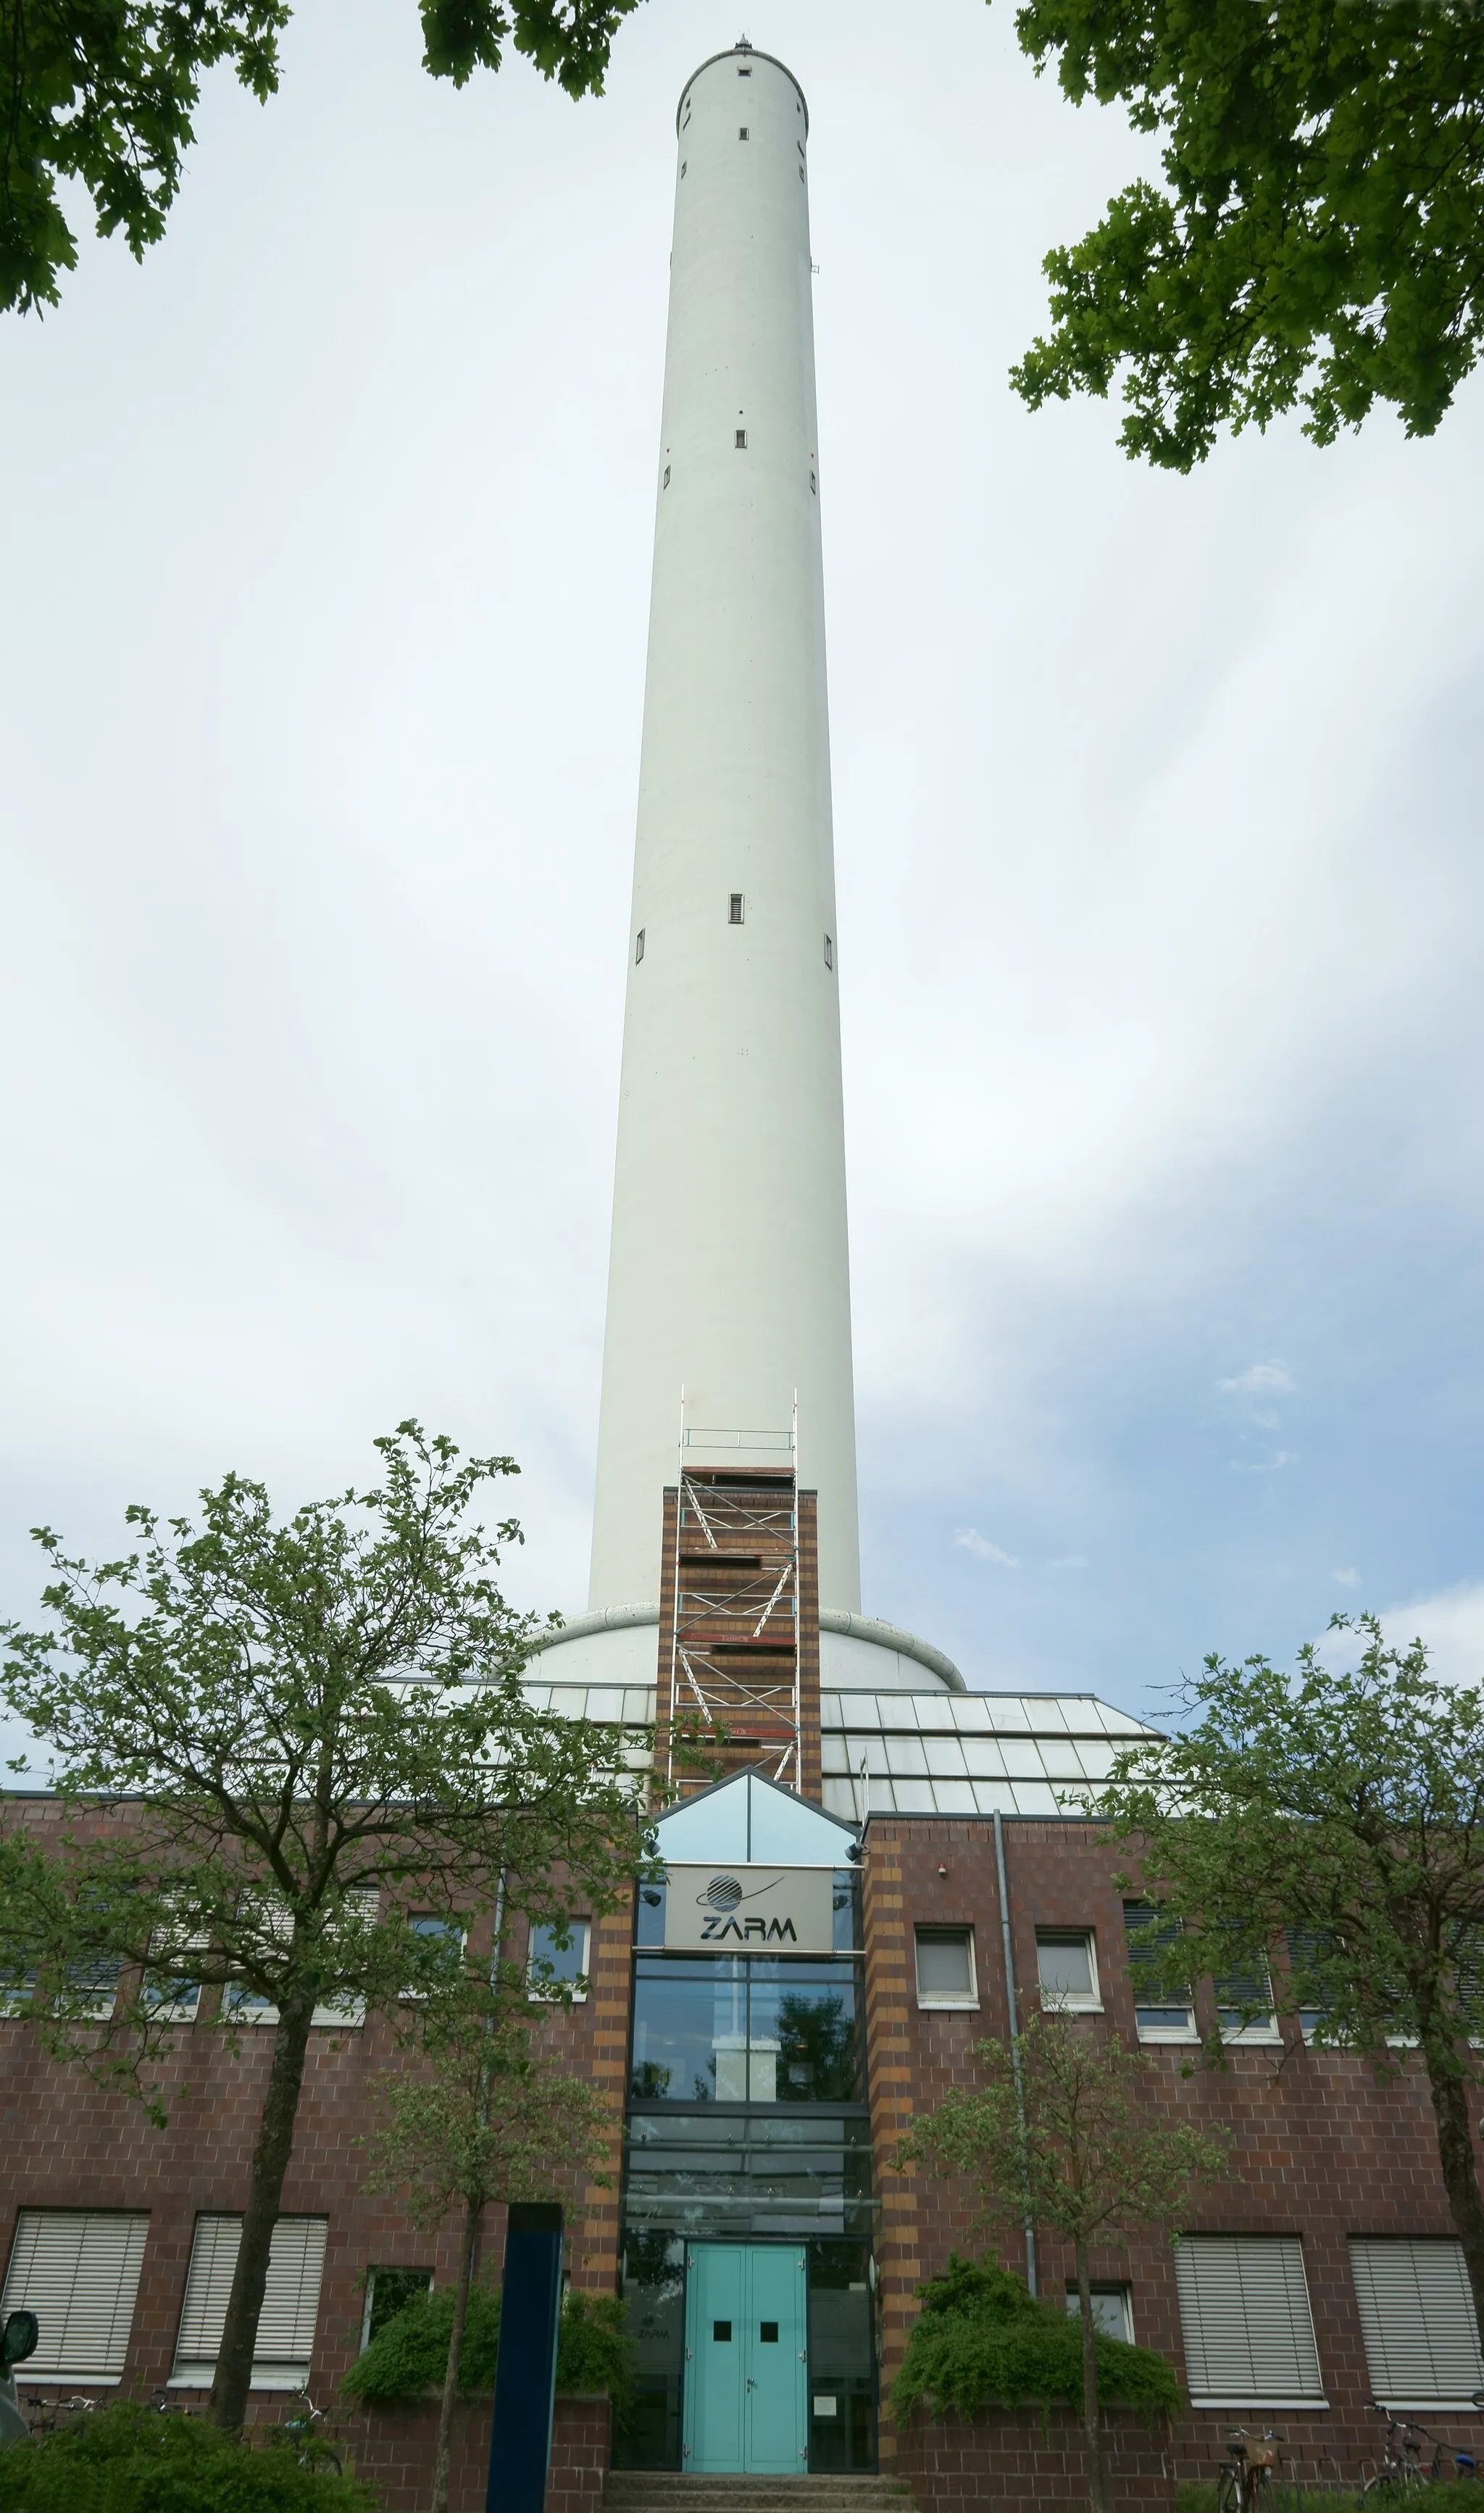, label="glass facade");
[618,1866,878,2471]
